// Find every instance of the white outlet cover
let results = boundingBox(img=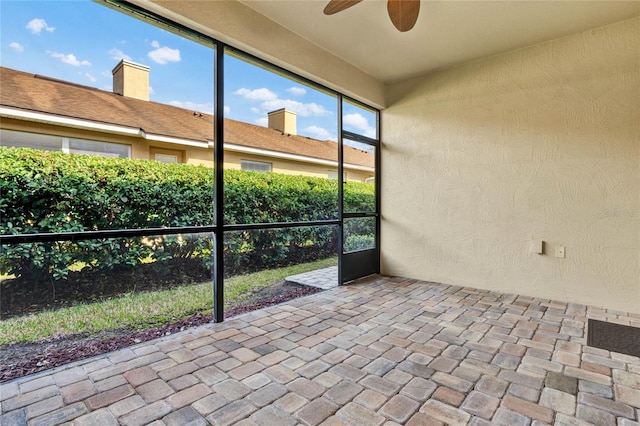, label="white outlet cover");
[532,240,544,254]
